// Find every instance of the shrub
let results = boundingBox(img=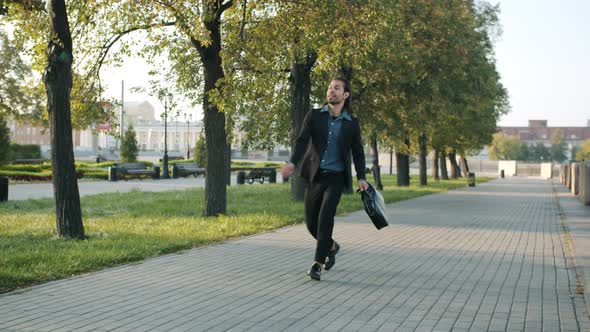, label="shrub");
[120,125,139,162]
[194,131,207,167]
[0,164,44,172]
[0,114,10,166]
[10,143,41,160]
